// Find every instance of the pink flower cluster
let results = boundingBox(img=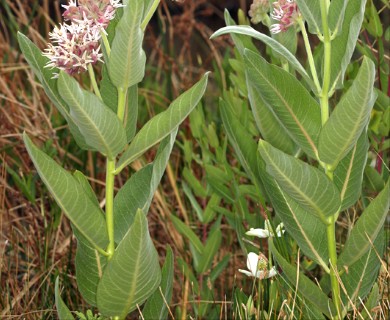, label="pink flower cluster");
[270,0,300,34]
[43,0,123,77]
